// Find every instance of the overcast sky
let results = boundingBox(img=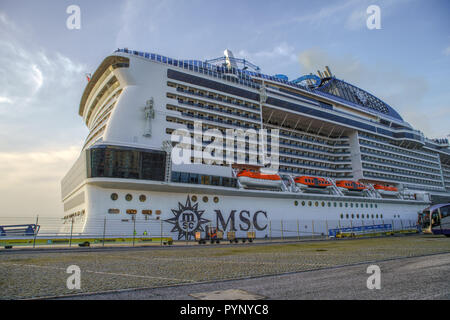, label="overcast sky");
[0,0,449,219]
